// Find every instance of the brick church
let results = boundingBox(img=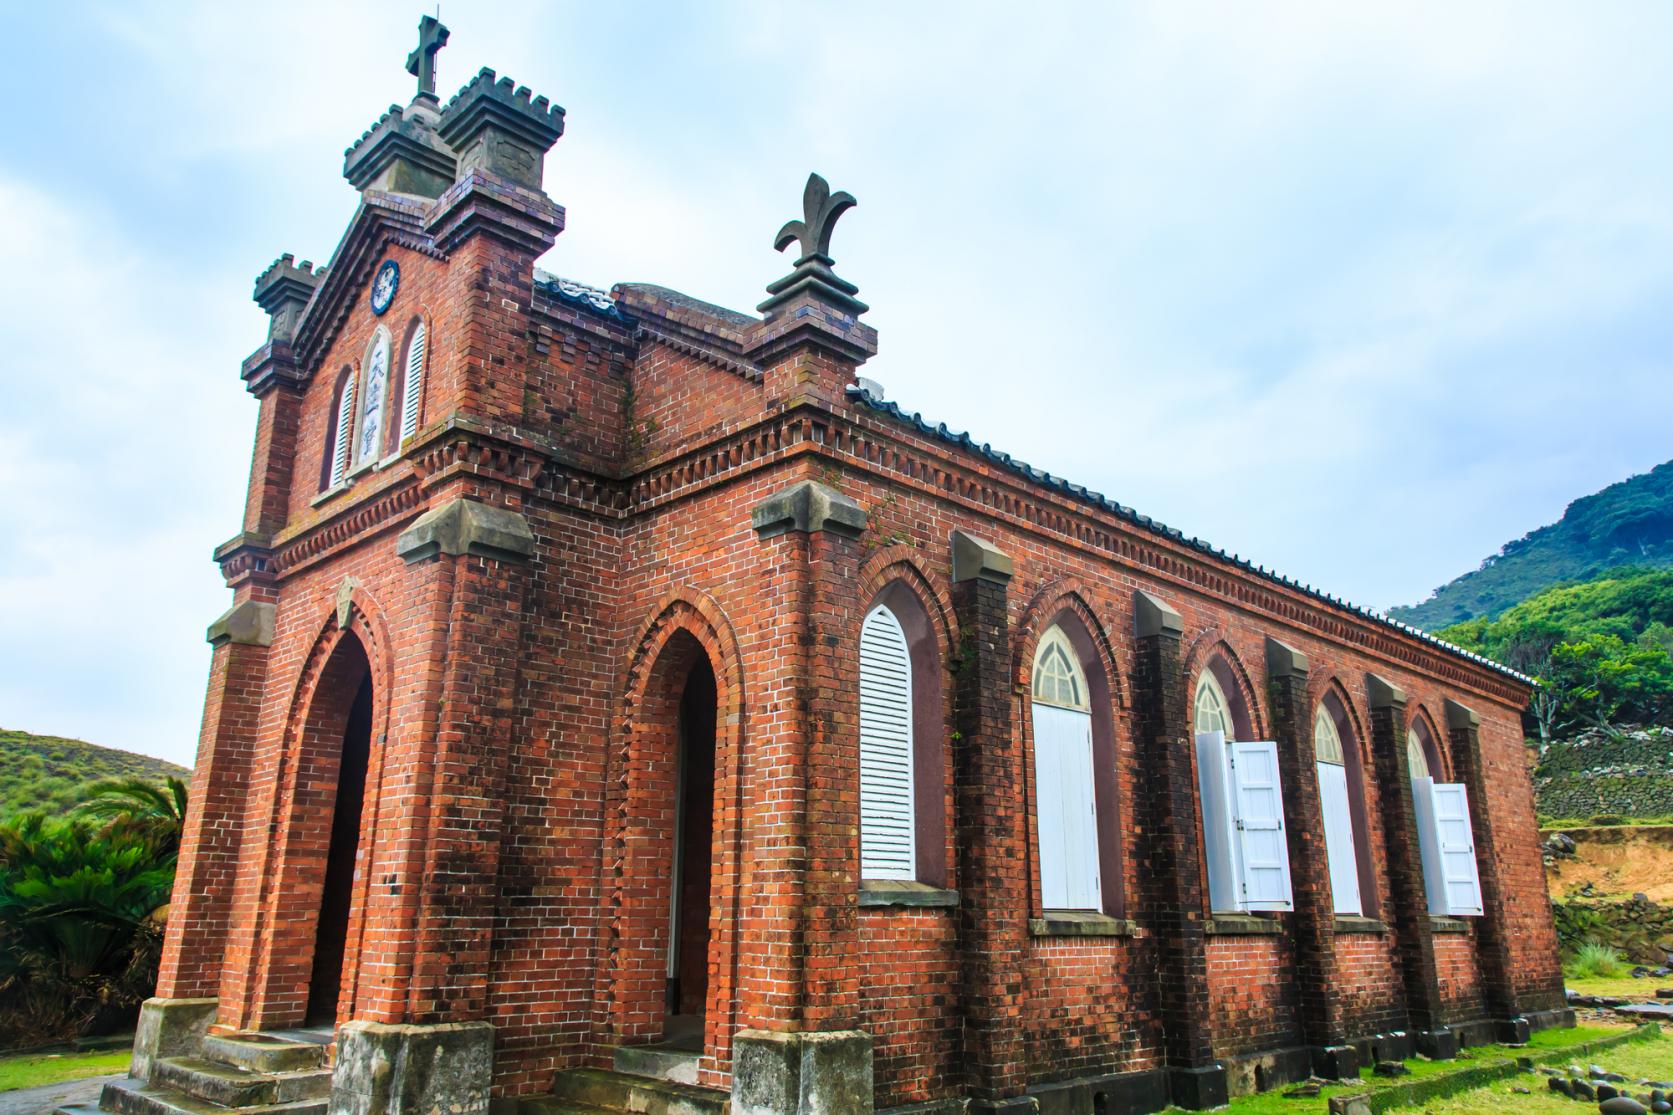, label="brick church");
[116,19,1567,1115]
